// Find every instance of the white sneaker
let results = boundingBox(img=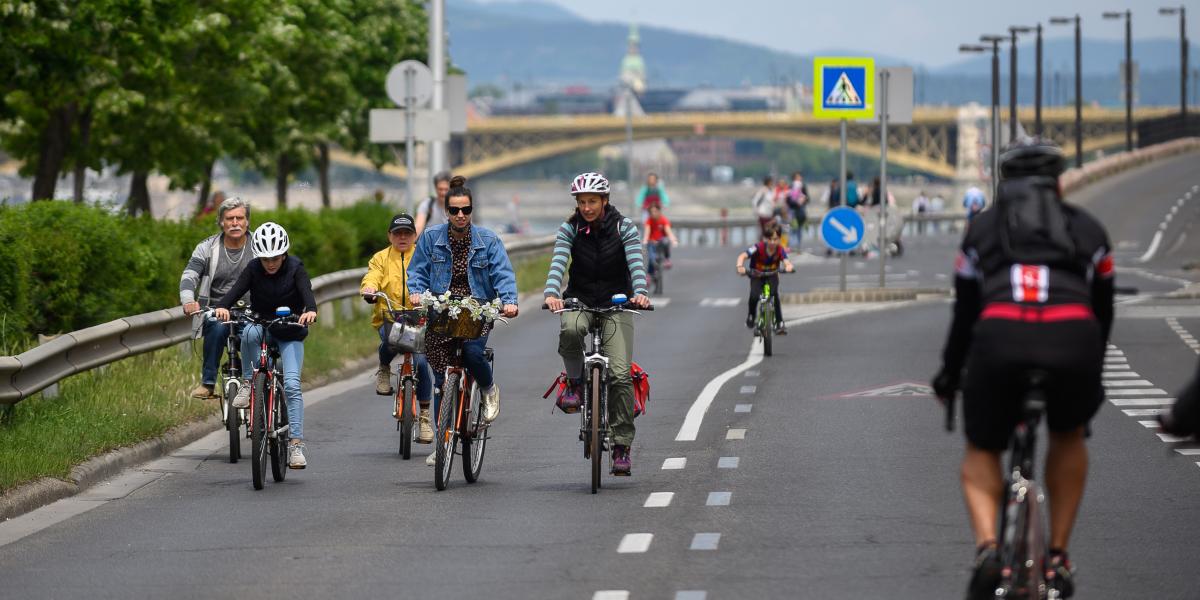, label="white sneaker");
[288,443,307,469]
[417,409,434,443]
[375,367,392,395]
[232,383,251,409]
[482,384,500,423]
[425,452,436,466]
